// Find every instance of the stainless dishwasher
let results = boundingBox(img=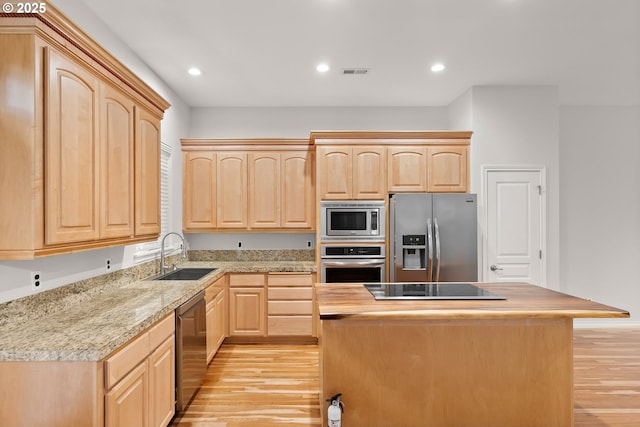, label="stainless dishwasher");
[175,290,207,411]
